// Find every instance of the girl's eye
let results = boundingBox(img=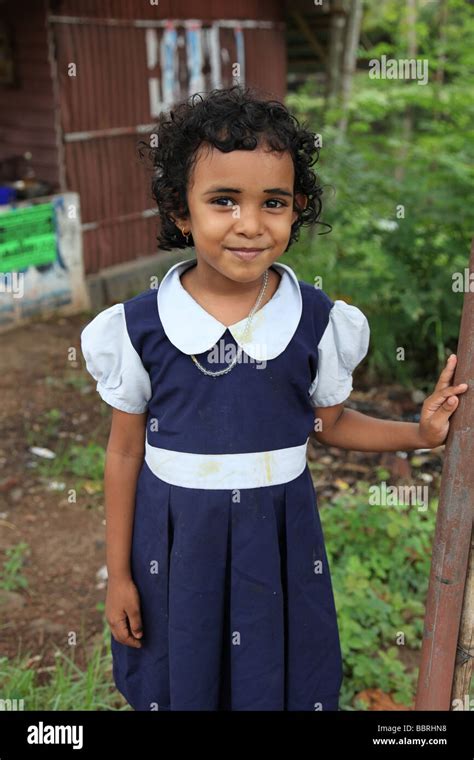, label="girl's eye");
[210,197,287,209]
